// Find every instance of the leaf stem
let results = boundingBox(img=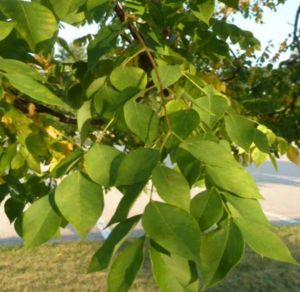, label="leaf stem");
[123,48,146,65]
[98,116,115,142]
